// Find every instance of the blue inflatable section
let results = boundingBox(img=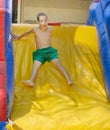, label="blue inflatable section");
[0,0,14,129]
[0,122,7,130]
[87,0,110,99]
[5,0,14,119]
